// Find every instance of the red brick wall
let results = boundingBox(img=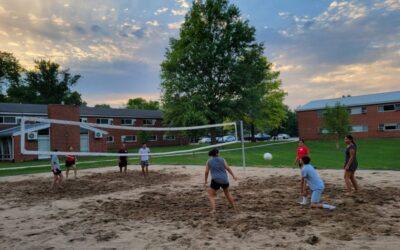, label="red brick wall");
[83,117,187,151]
[297,103,400,140]
[13,135,38,162]
[48,105,80,152]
